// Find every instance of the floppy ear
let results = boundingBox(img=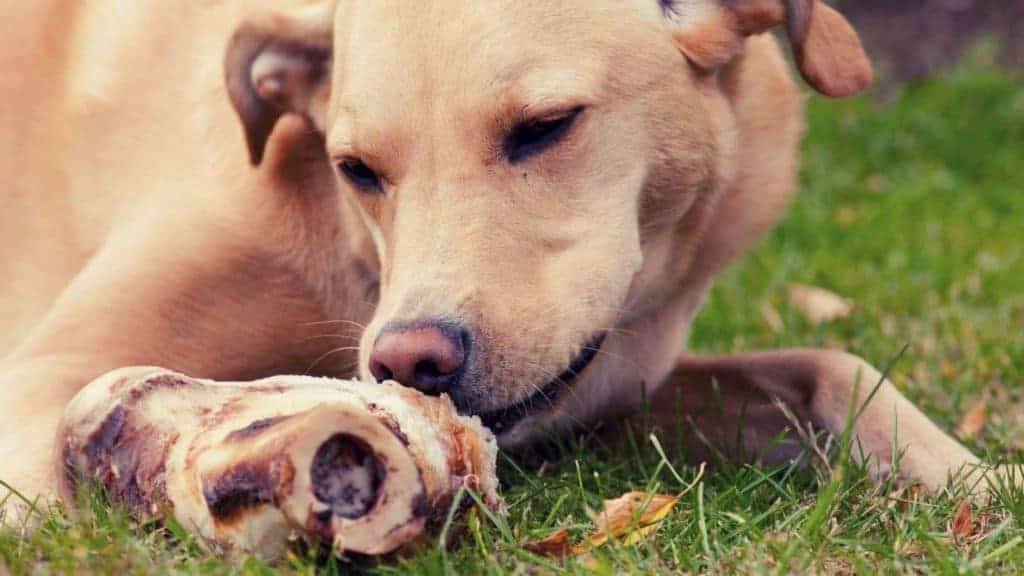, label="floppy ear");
[224,3,334,166]
[668,0,873,97]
